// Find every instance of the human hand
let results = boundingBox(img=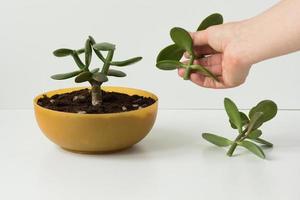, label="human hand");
[178,21,253,89]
